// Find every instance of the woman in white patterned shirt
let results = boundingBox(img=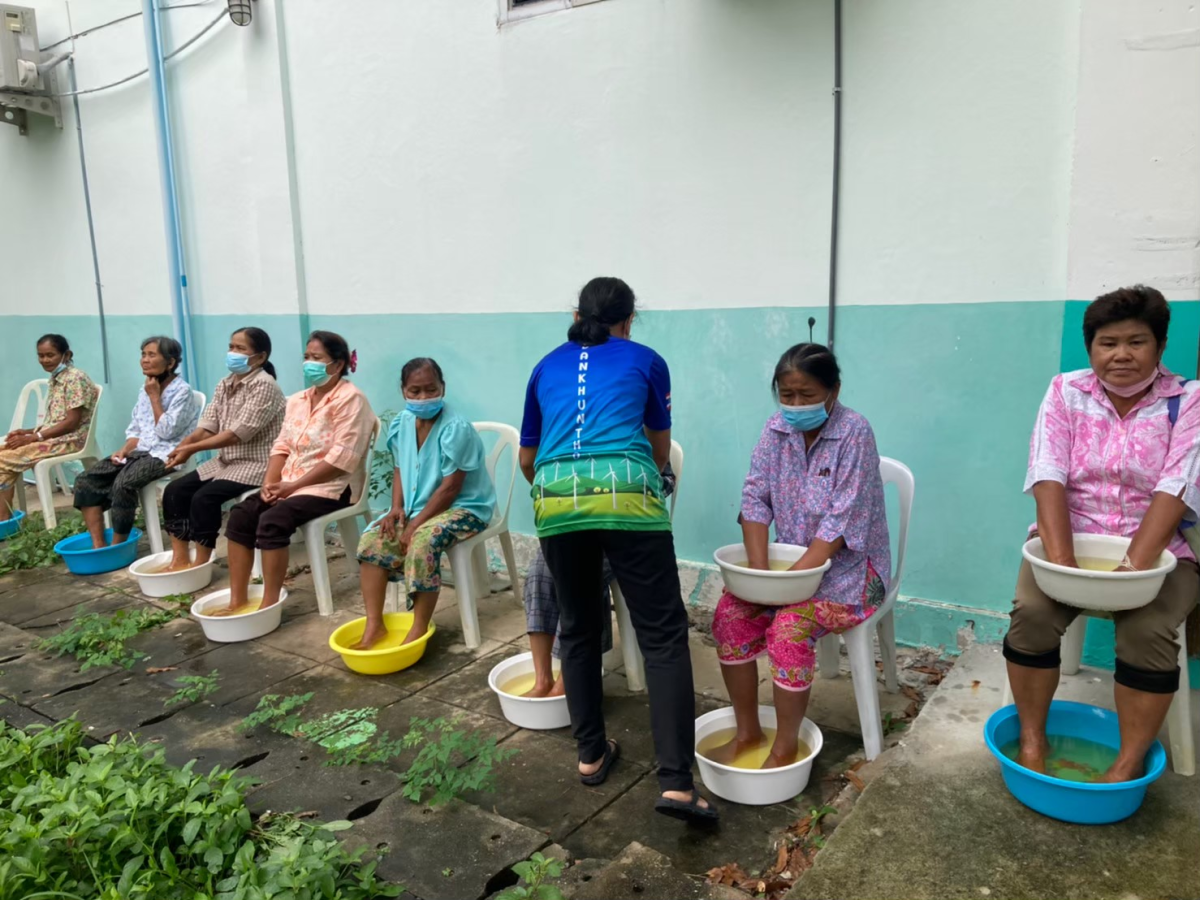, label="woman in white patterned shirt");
[161,327,286,572]
[73,336,200,549]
